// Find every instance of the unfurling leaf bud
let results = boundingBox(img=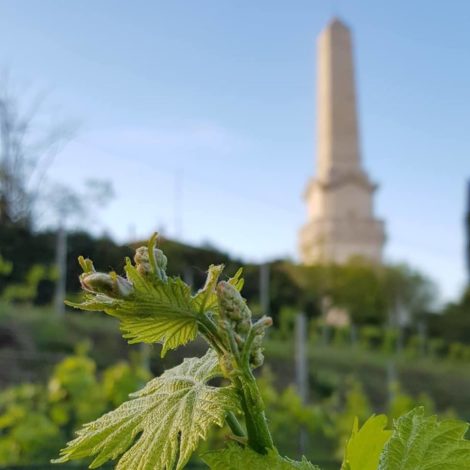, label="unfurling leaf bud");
[250,349,264,368]
[134,247,151,276]
[216,281,251,322]
[252,316,273,332]
[154,249,168,281]
[251,332,264,350]
[80,272,133,299]
[78,256,95,274]
[134,246,148,266]
[113,275,134,298]
[80,272,114,295]
[134,246,168,281]
[236,319,251,335]
[243,316,271,369]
